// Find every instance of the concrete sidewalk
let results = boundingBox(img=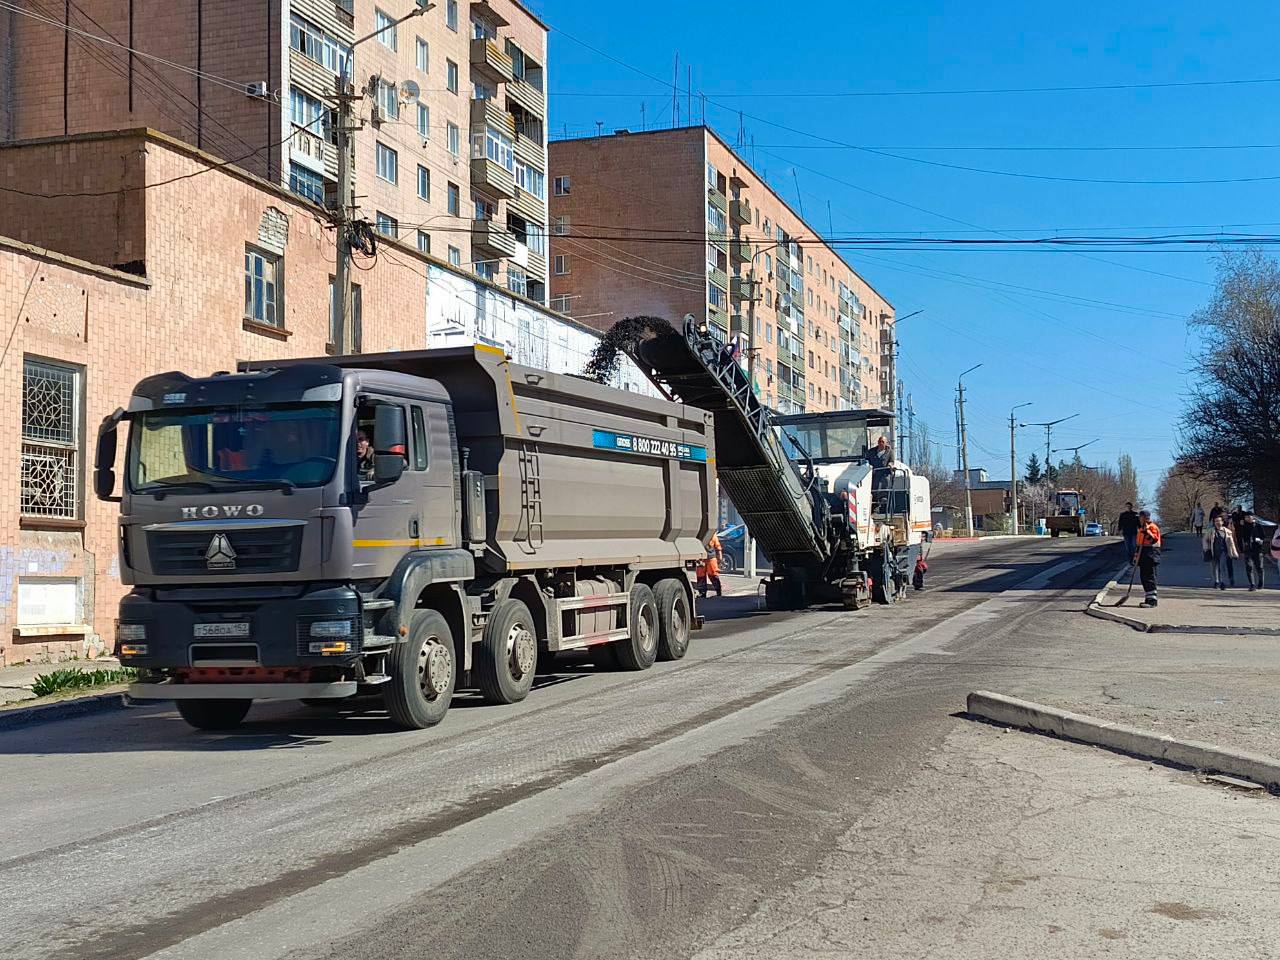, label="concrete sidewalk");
[1089,531,1280,634]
